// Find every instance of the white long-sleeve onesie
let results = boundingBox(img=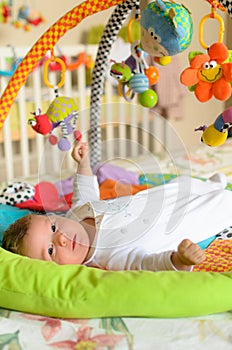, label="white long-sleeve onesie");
[66,173,232,271]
